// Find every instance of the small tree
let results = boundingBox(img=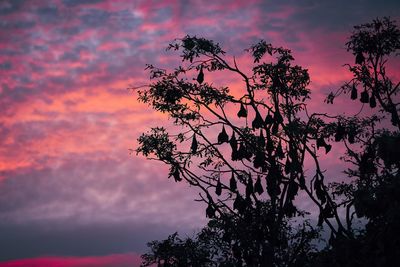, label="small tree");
[316,17,400,267]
